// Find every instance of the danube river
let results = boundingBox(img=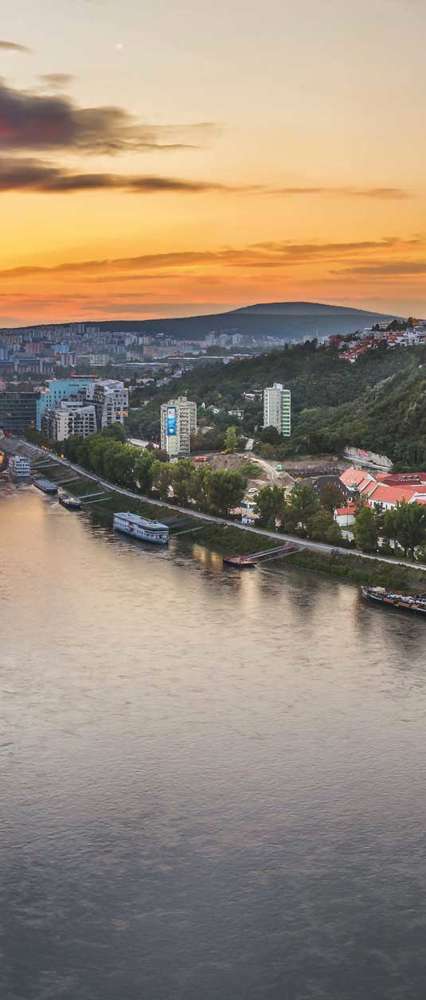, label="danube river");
[1,484,426,1000]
